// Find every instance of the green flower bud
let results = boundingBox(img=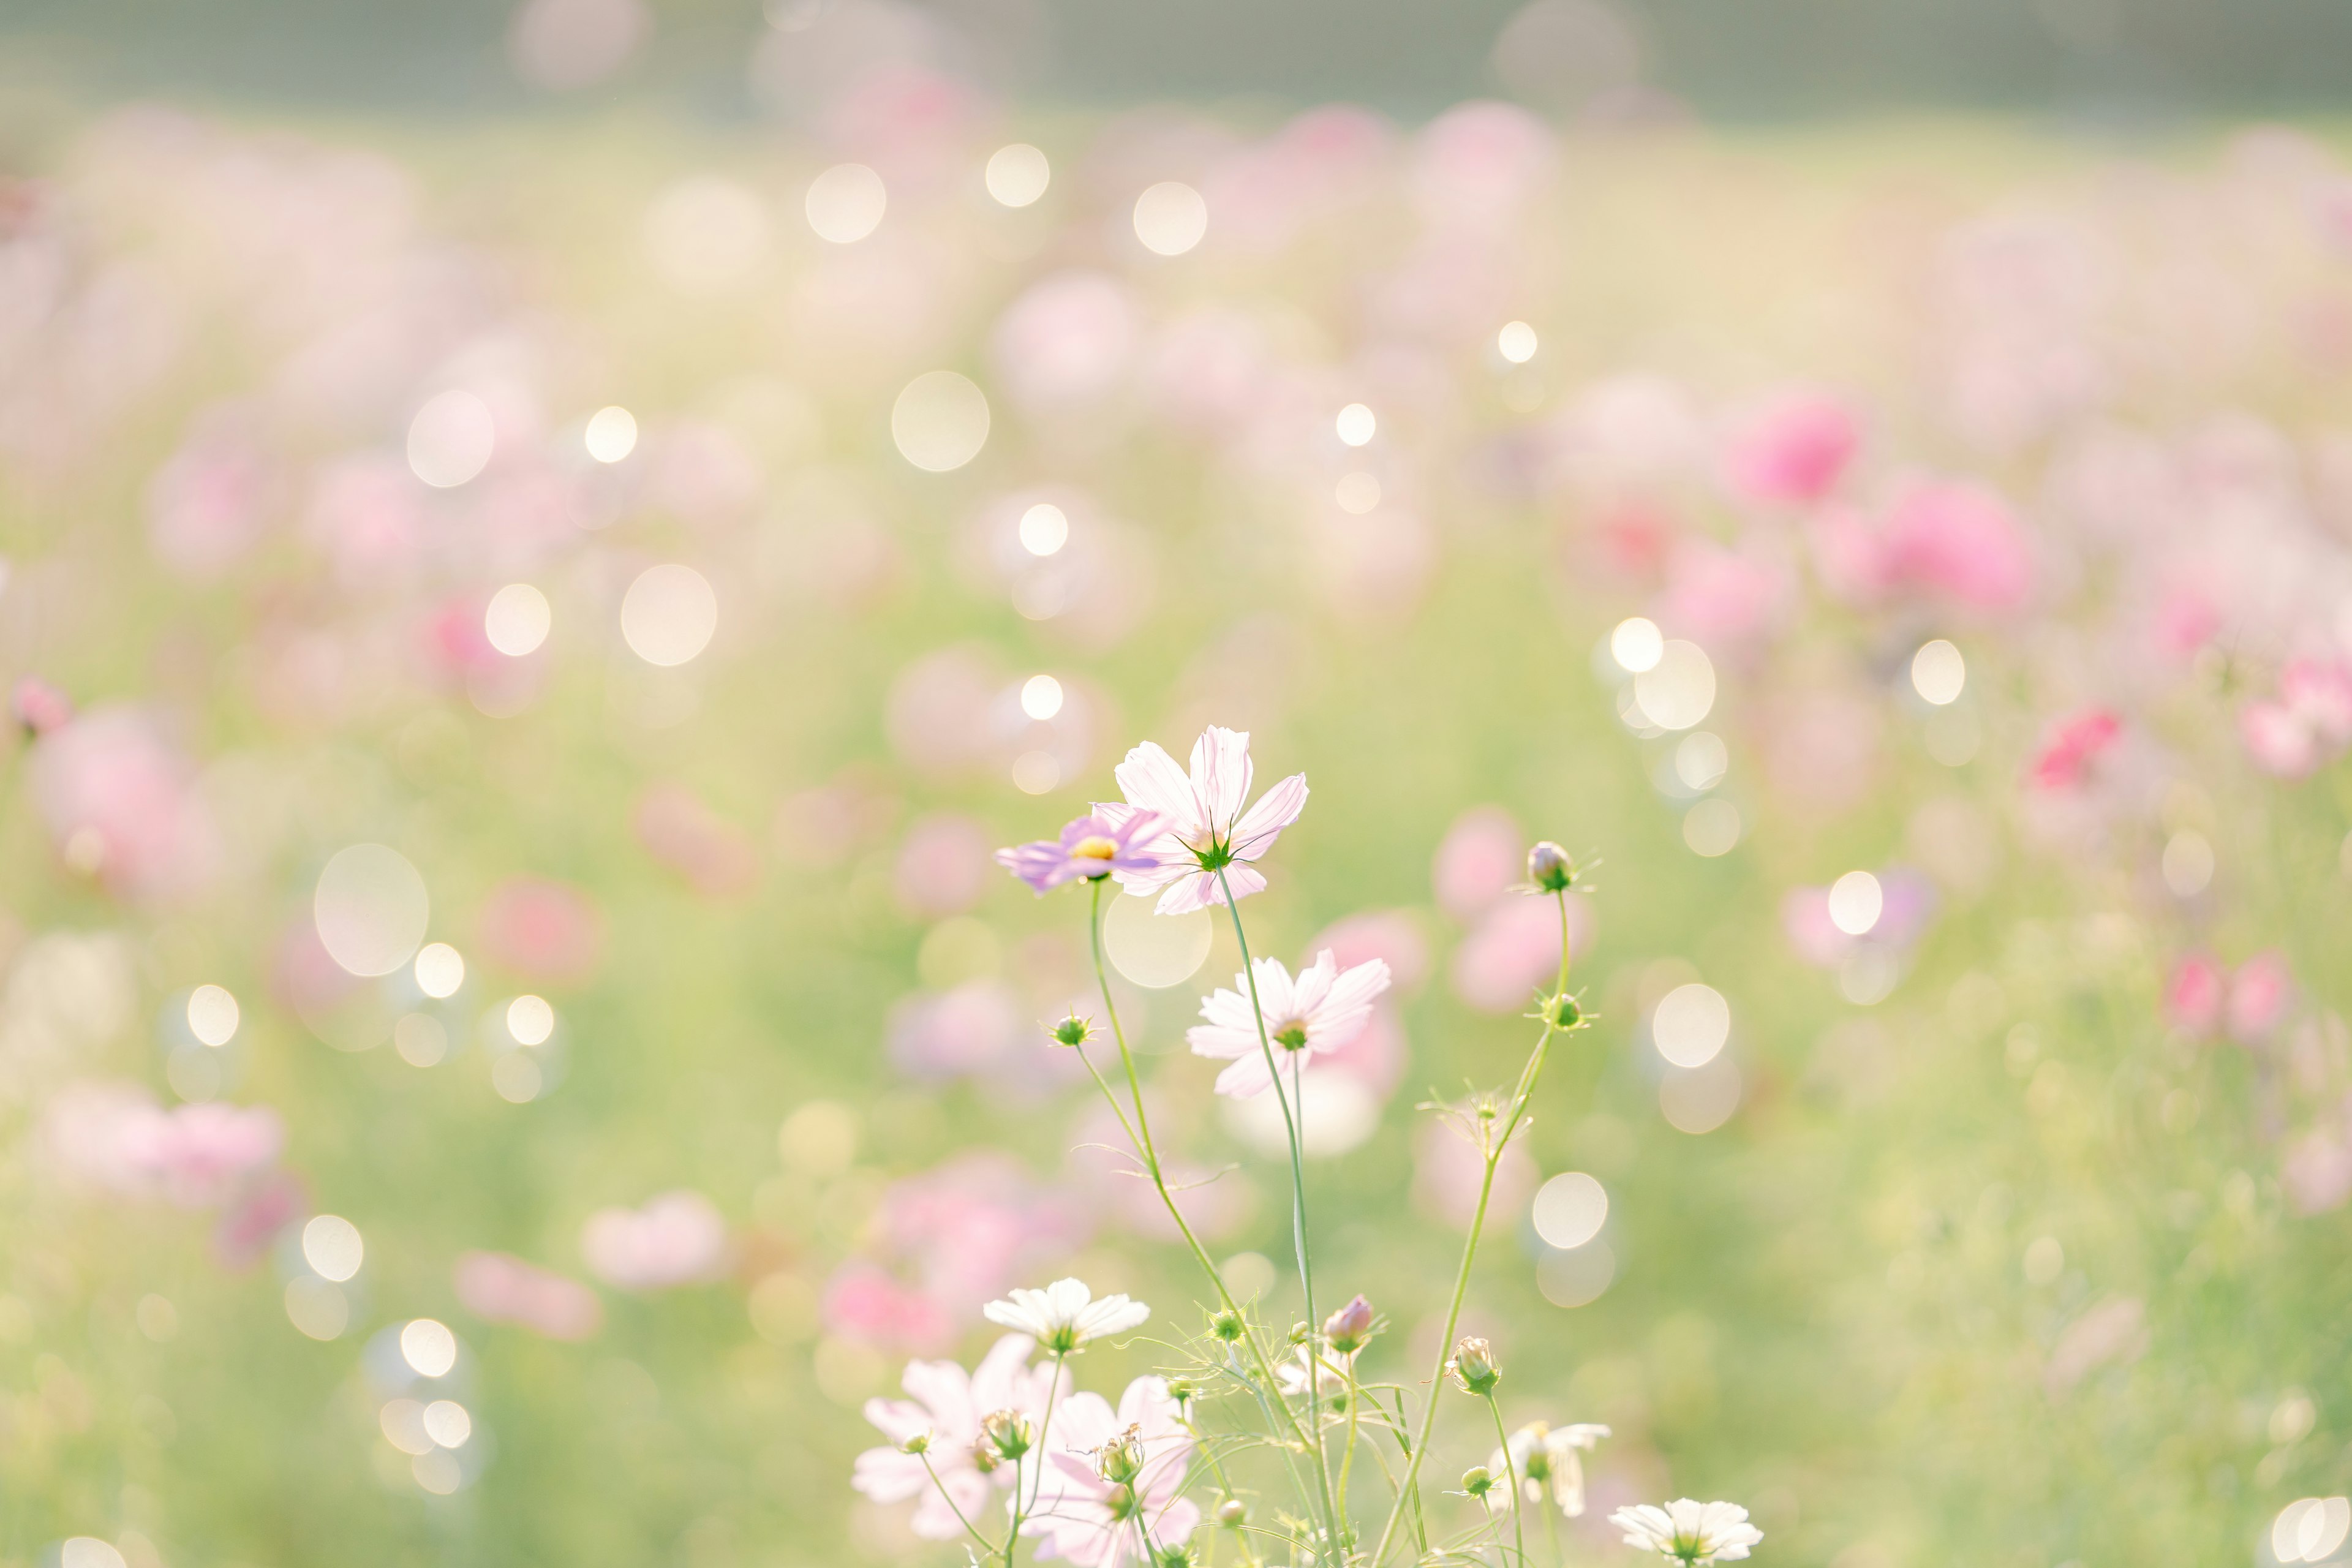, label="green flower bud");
[899,1431,931,1455]
[1209,1308,1246,1342]
[1527,841,1576,892]
[1461,1465,1495,1498]
[1049,1015,1094,1048]
[979,1409,1034,1463]
[1216,1498,1248,1528]
[1447,1336,1501,1396]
